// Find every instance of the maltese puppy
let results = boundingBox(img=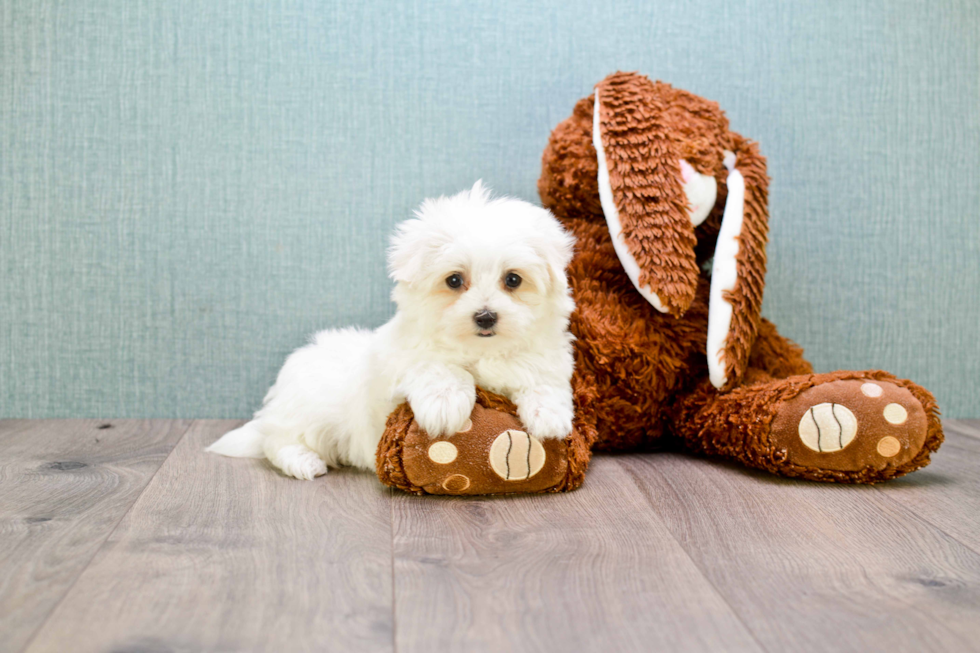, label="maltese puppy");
[207,181,577,480]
